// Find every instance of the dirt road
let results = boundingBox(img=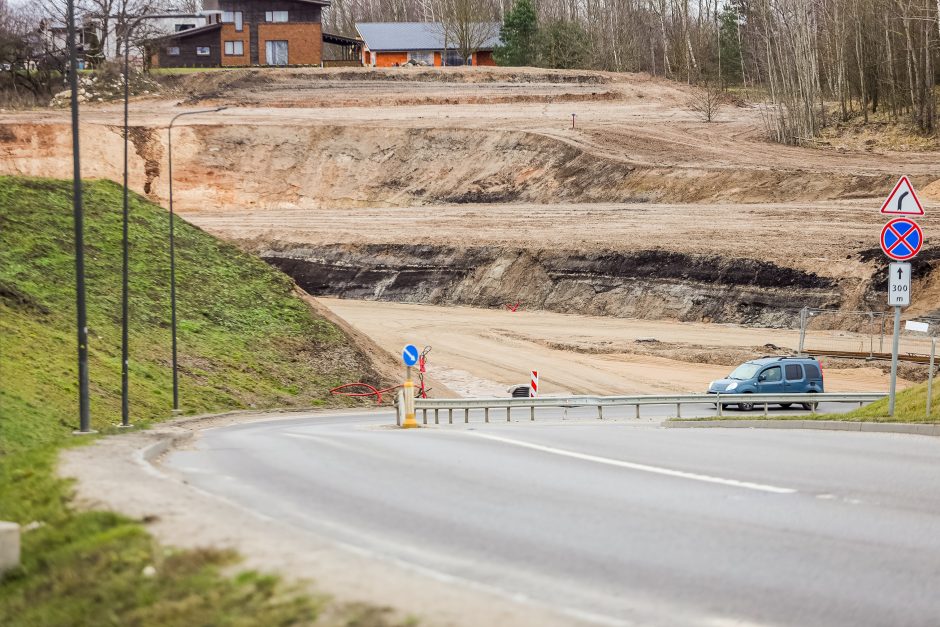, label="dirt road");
[318,298,906,396]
